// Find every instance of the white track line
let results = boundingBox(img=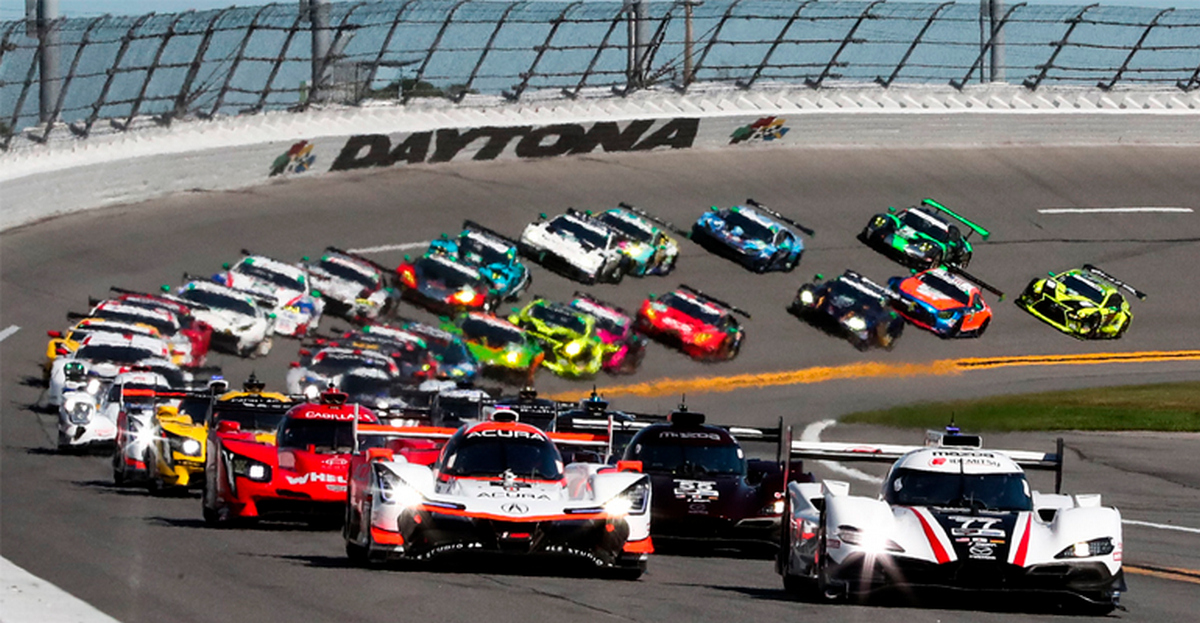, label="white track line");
[803,419,1200,535]
[1038,207,1192,214]
[346,242,429,254]
[0,557,122,622]
[0,325,20,343]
